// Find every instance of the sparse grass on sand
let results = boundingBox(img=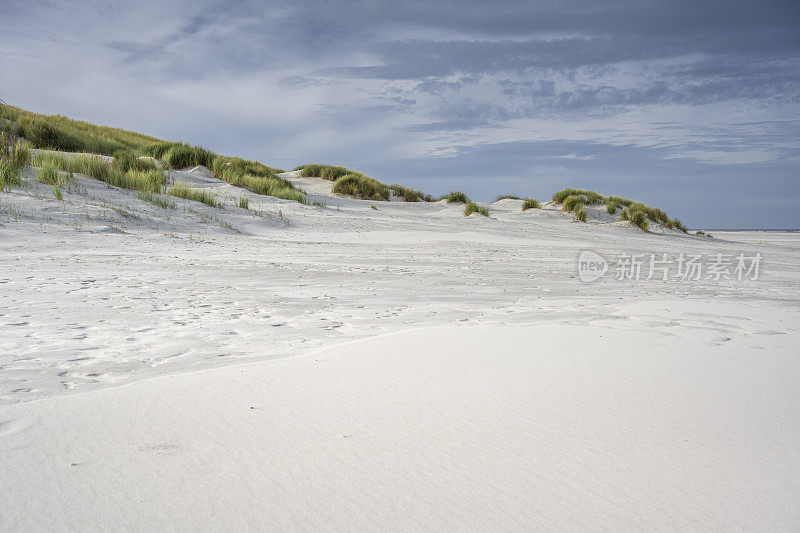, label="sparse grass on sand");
[166,182,223,208]
[552,187,684,233]
[574,206,587,222]
[137,191,176,210]
[389,184,433,202]
[464,201,489,217]
[495,194,520,201]
[238,196,250,210]
[442,191,470,204]
[332,174,390,201]
[36,161,60,185]
[521,198,539,211]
